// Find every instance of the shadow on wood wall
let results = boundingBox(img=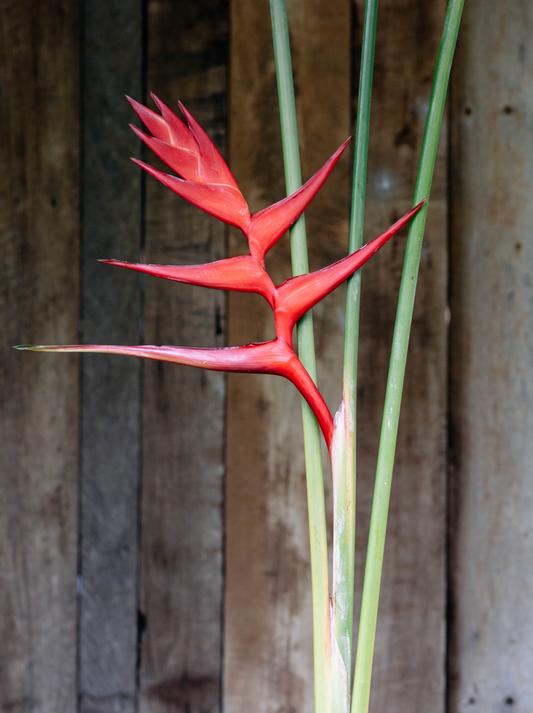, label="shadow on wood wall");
[1,0,532,712]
